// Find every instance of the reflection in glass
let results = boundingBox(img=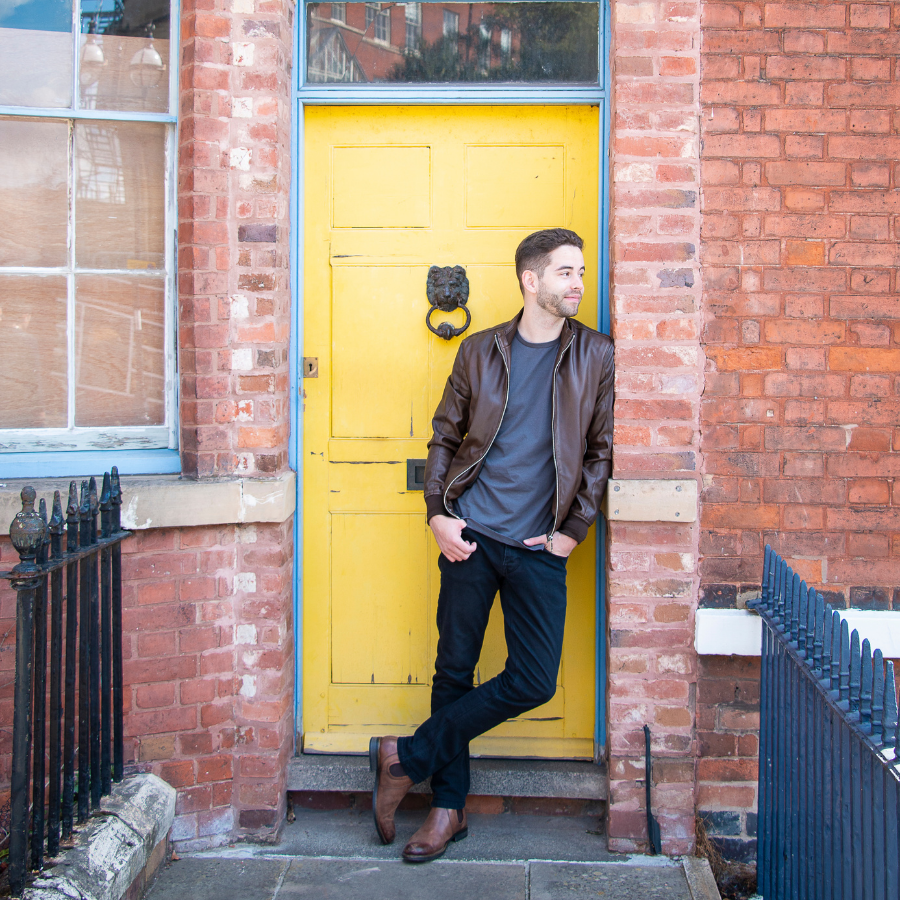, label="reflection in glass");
[79,0,170,113]
[0,119,69,267]
[75,121,166,270]
[0,276,68,429]
[306,2,599,84]
[0,0,73,108]
[75,275,165,426]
